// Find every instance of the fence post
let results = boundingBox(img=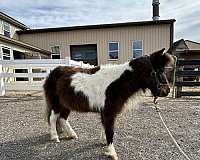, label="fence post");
[28,67,33,83]
[65,57,71,66]
[80,61,83,68]
[175,65,183,98]
[0,59,5,96]
[172,57,177,98]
